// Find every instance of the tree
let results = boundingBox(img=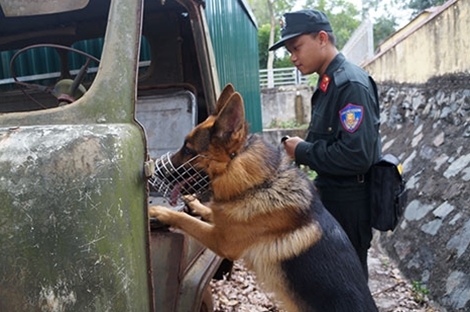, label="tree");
[266,0,276,87]
[257,24,271,69]
[249,0,398,70]
[247,0,296,75]
[257,22,292,69]
[247,0,271,25]
[383,0,449,19]
[373,16,397,51]
[303,0,361,50]
[304,0,399,57]
[359,0,380,19]
[405,0,447,15]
